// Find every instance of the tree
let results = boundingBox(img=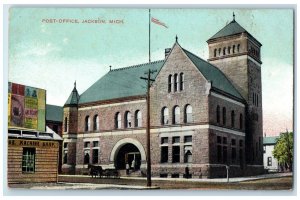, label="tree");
[272,131,293,172]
